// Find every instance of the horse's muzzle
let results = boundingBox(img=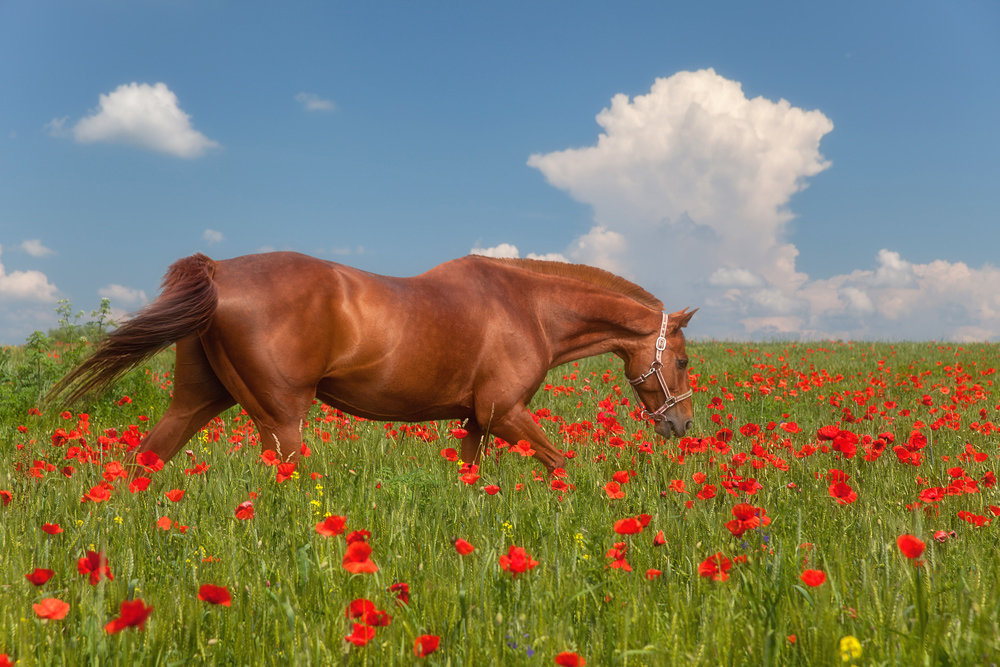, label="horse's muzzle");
[655,416,693,439]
